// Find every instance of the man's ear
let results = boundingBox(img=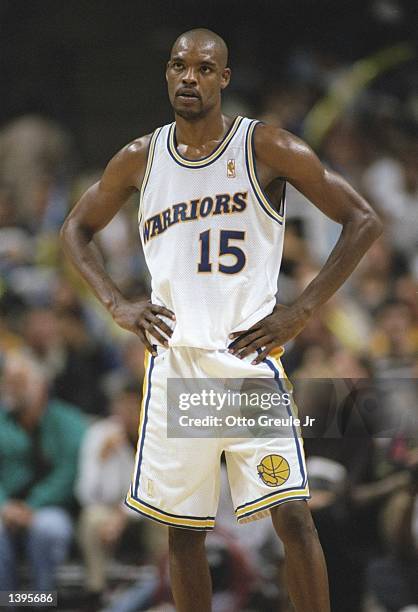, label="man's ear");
[165,61,170,82]
[220,67,231,90]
